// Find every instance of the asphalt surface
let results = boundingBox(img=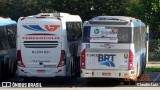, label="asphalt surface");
[0,62,160,88]
[0,72,160,87]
